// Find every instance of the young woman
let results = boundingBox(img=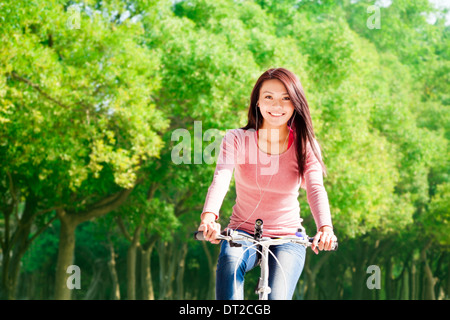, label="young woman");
[198,67,336,300]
